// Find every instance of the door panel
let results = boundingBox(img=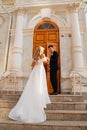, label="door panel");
[33,21,61,93]
[47,31,59,43]
[34,32,46,42]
